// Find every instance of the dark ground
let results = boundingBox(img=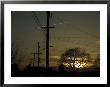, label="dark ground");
[11,64,100,77]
